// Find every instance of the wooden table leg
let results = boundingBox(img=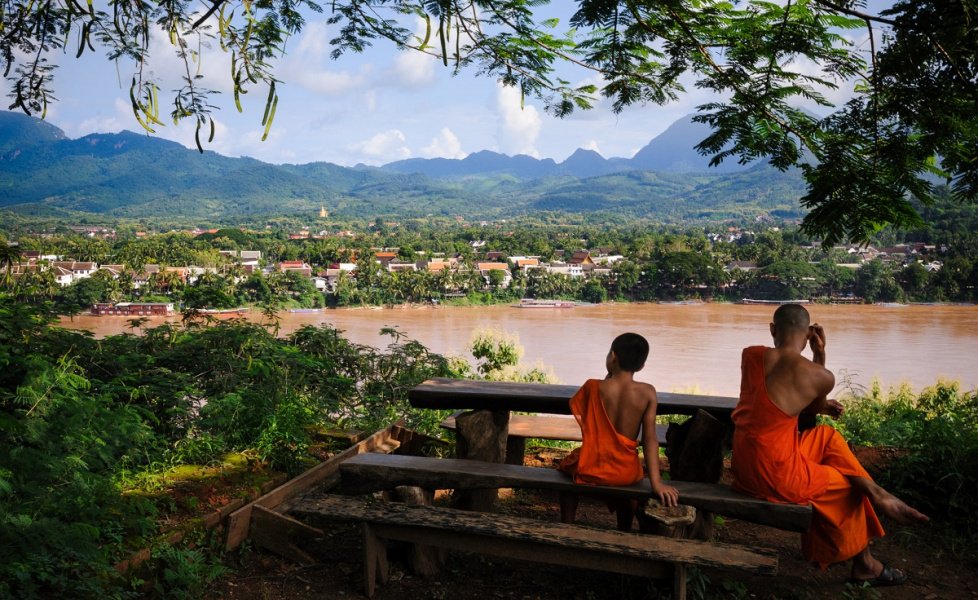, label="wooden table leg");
[452,409,510,512]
